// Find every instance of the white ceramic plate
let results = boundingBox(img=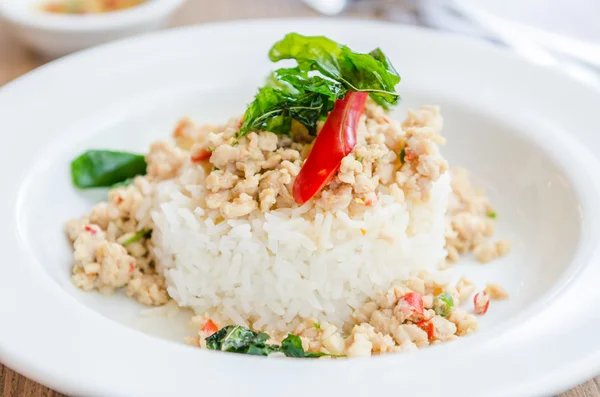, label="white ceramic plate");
[1,19,600,397]
[454,0,600,44]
